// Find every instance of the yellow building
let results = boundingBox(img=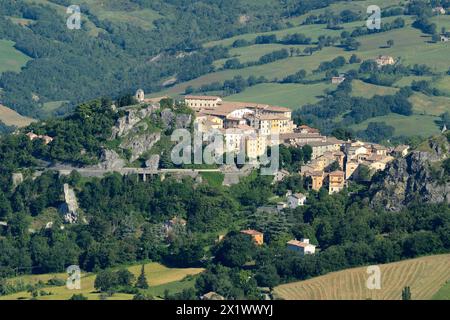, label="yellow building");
[345,160,359,180]
[328,170,345,194]
[184,95,222,110]
[248,114,295,136]
[308,171,324,191]
[245,133,267,159]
